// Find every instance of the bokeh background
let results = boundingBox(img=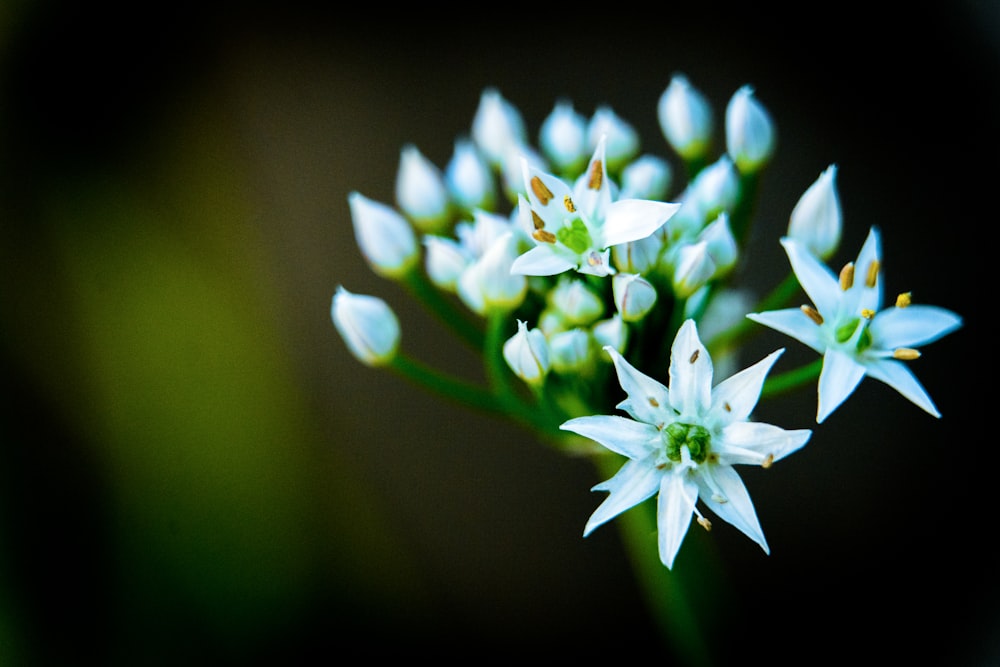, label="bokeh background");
[0,2,996,664]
